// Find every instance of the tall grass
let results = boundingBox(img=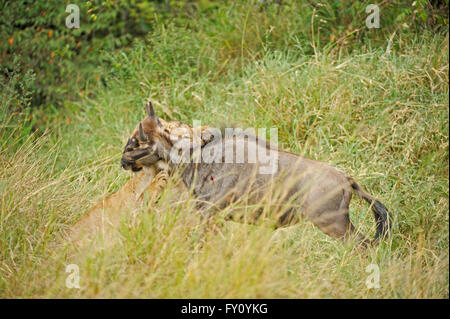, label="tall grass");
[0,2,448,298]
